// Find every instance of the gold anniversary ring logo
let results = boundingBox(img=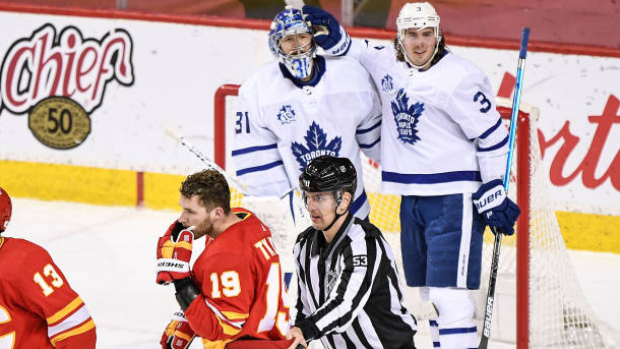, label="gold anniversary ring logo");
[28,97,91,150]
